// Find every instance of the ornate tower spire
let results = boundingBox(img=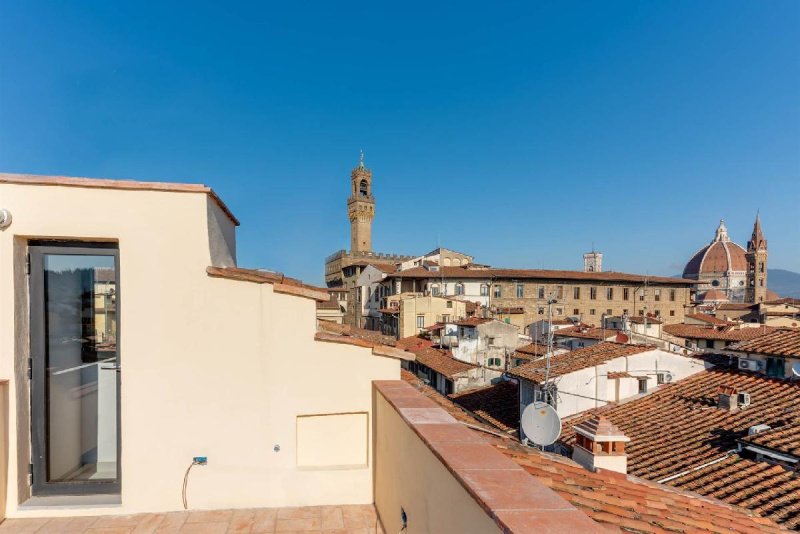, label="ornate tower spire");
[745,213,768,304]
[347,152,375,253]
